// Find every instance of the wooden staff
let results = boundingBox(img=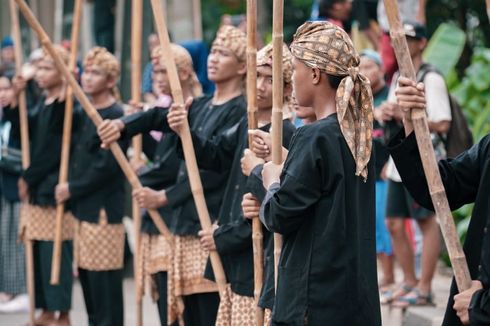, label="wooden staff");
[384,0,471,291]
[14,0,176,256]
[149,0,228,298]
[50,0,82,286]
[247,0,264,324]
[130,1,143,325]
[192,0,203,40]
[271,0,284,292]
[9,1,35,324]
